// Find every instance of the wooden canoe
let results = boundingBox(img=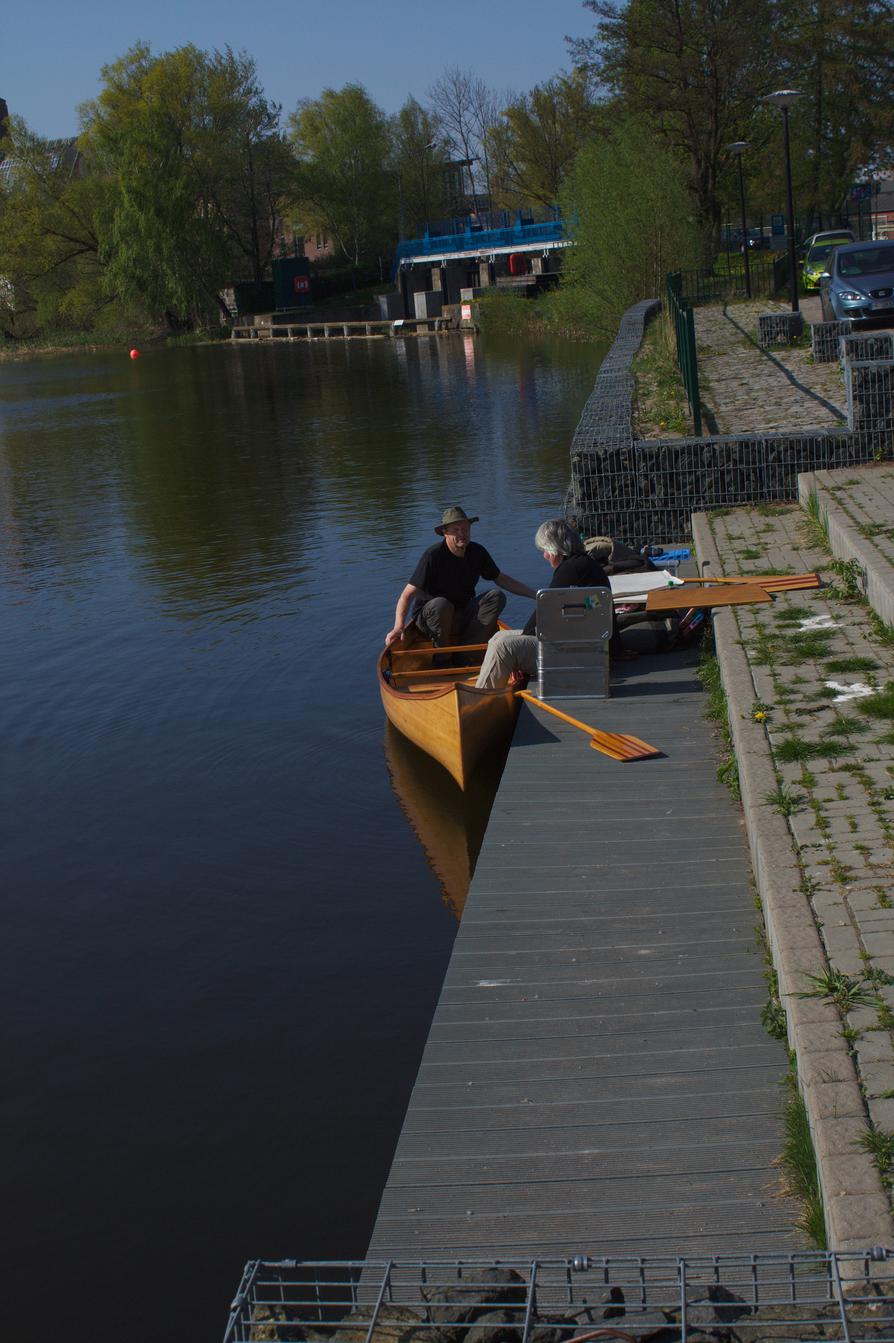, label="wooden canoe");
[377,632,519,790]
